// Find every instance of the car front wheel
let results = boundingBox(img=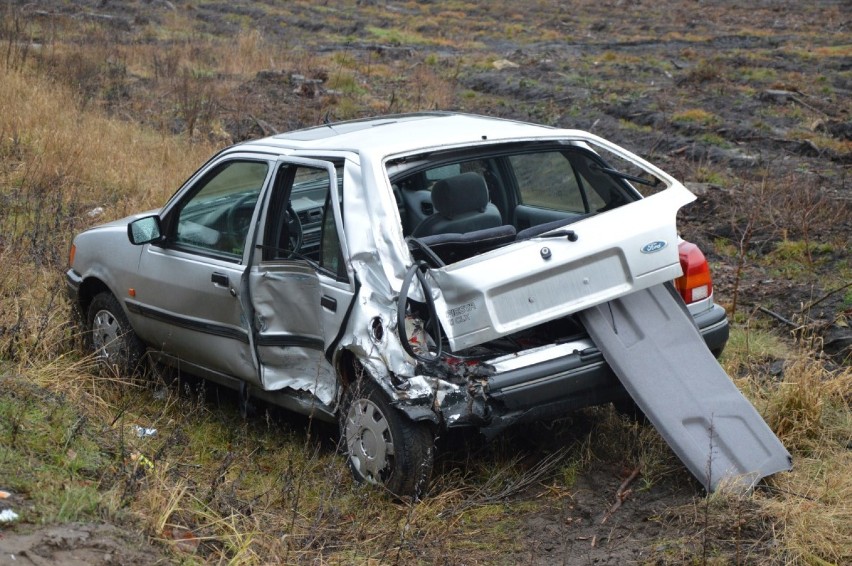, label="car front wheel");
[339,378,434,499]
[86,292,146,375]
